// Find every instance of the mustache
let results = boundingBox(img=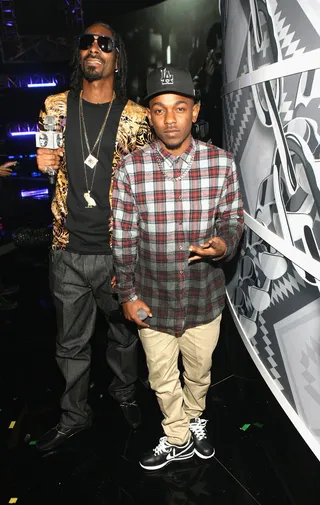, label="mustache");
[84,53,103,63]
